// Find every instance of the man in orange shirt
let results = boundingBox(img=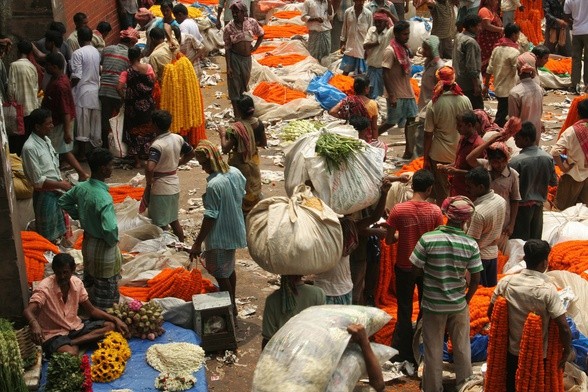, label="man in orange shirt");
[23,253,128,356]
